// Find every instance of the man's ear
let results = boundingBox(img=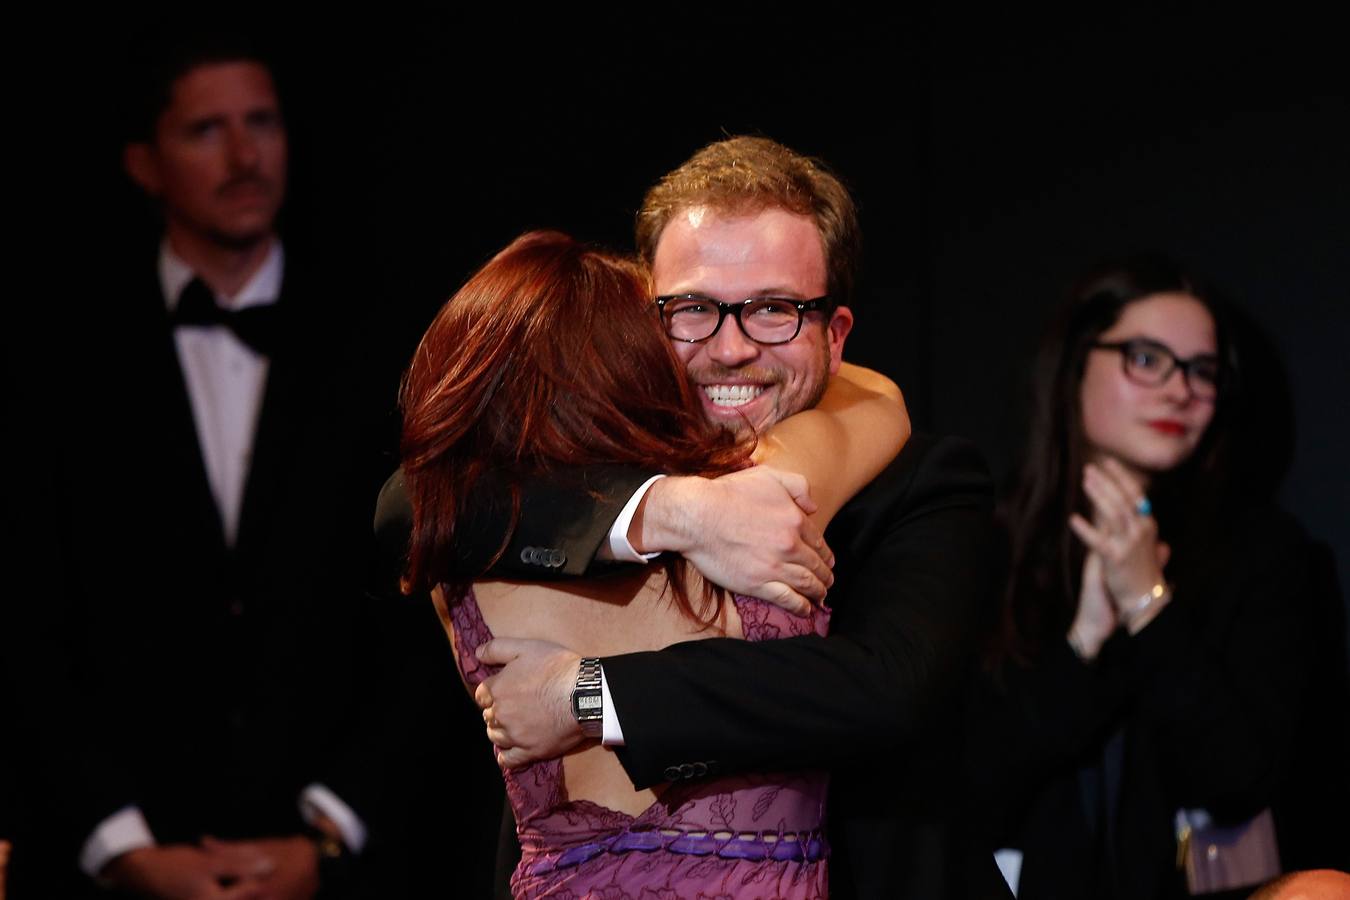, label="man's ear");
[826,306,854,374]
[123,143,161,196]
